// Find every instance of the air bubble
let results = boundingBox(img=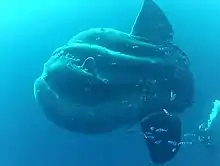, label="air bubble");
[156,128,168,132]
[172,148,177,152]
[144,135,154,140]
[162,109,171,116]
[102,78,109,84]
[142,96,148,103]
[170,90,176,101]
[150,127,155,131]
[178,141,193,145]
[184,133,196,137]
[154,140,162,144]
[111,62,117,66]
[132,45,139,48]
[168,141,177,146]
[145,132,152,135]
